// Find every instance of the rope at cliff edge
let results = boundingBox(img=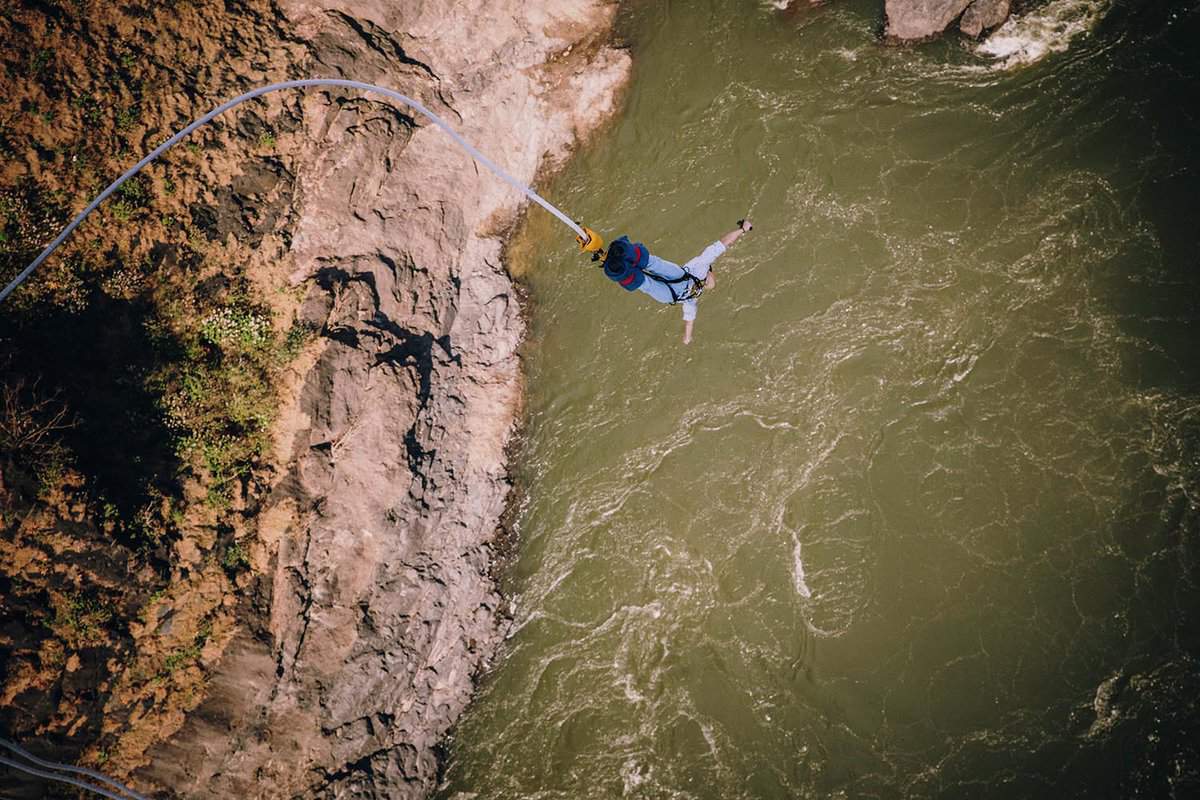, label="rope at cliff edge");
[0,737,150,800]
[0,78,587,304]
